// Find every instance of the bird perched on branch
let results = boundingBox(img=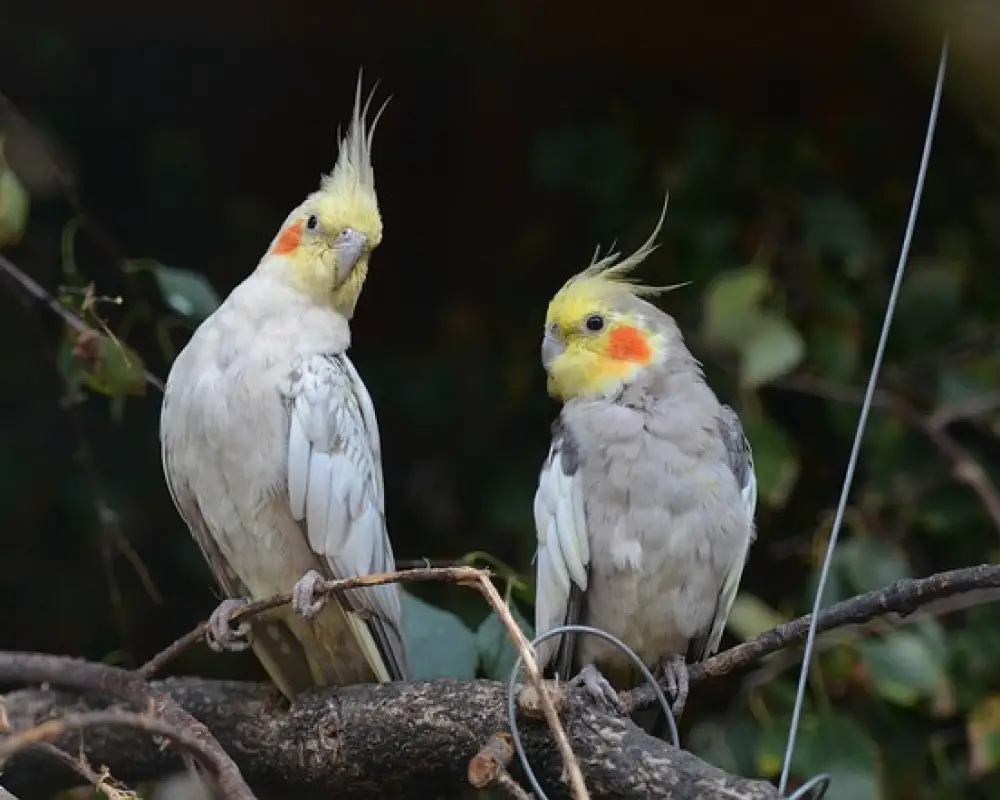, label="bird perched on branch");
[159,76,409,699]
[532,196,756,724]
